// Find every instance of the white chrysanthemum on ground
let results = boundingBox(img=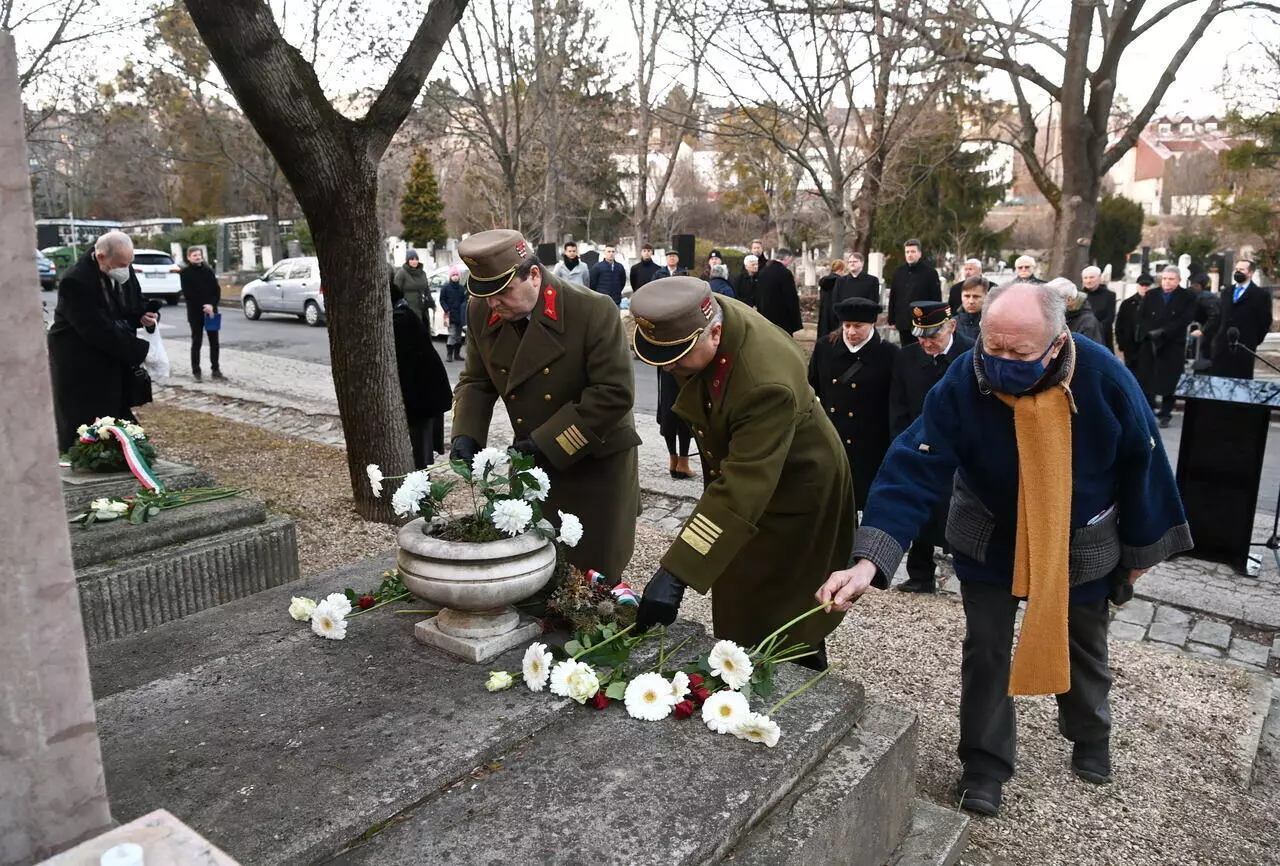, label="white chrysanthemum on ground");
[549,660,600,704]
[485,671,515,692]
[124,423,145,439]
[521,466,551,501]
[472,447,510,478]
[288,597,317,621]
[89,498,128,520]
[708,640,754,690]
[625,672,677,721]
[669,671,690,702]
[492,499,533,536]
[323,593,353,617]
[523,642,553,691]
[557,511,584,547]
[366,464,383,498]
[391,470,432,516]
[310,601,347,640]
[702,690,750,733]
[733,712,781,747]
